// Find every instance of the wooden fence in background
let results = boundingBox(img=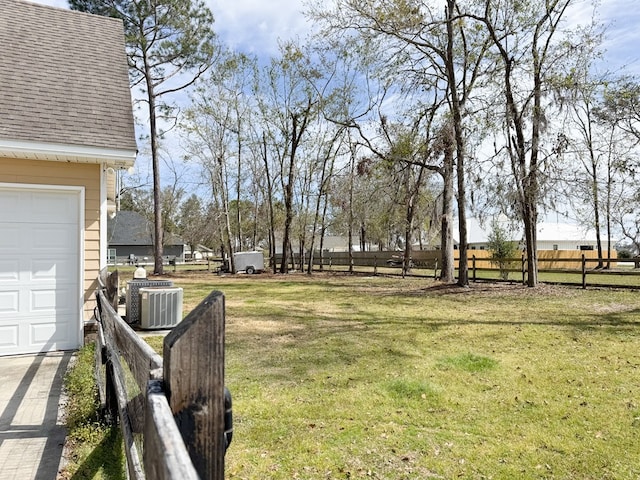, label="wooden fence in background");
[272,250,640,289]
[94,270,230,479]
[467,254,624,288]
[278,249,616,270]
